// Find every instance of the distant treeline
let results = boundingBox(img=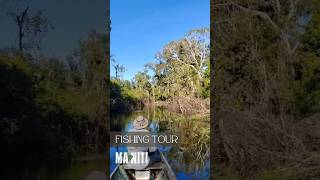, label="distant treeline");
[0,32,108,163]
[111,28,210,114]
